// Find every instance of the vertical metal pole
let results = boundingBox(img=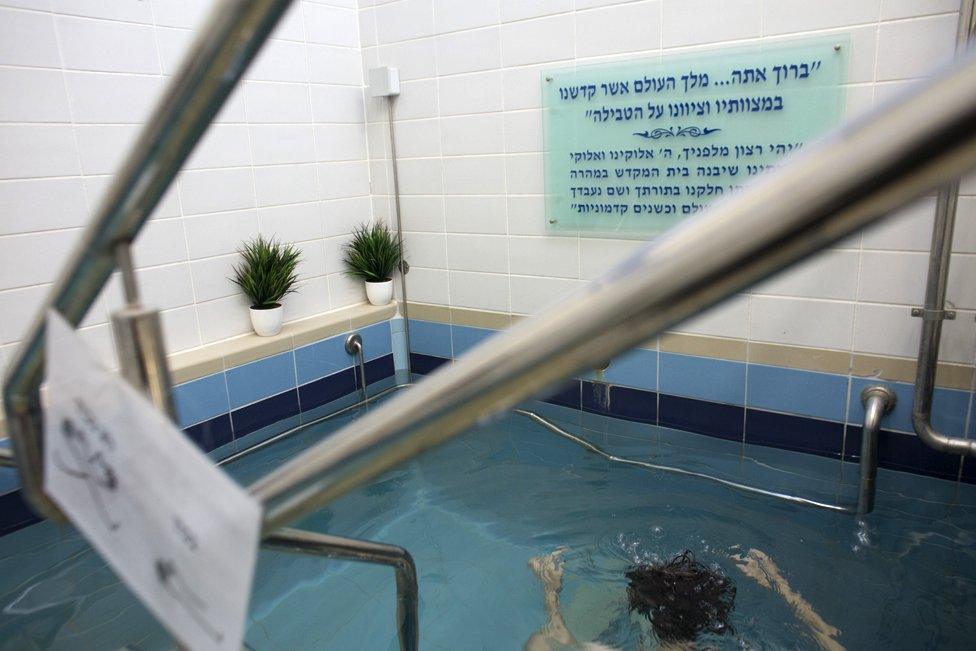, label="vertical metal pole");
[910,0,976,456]
[111,242,176,419]
[387,98,412,376]
[346,333,368,401]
